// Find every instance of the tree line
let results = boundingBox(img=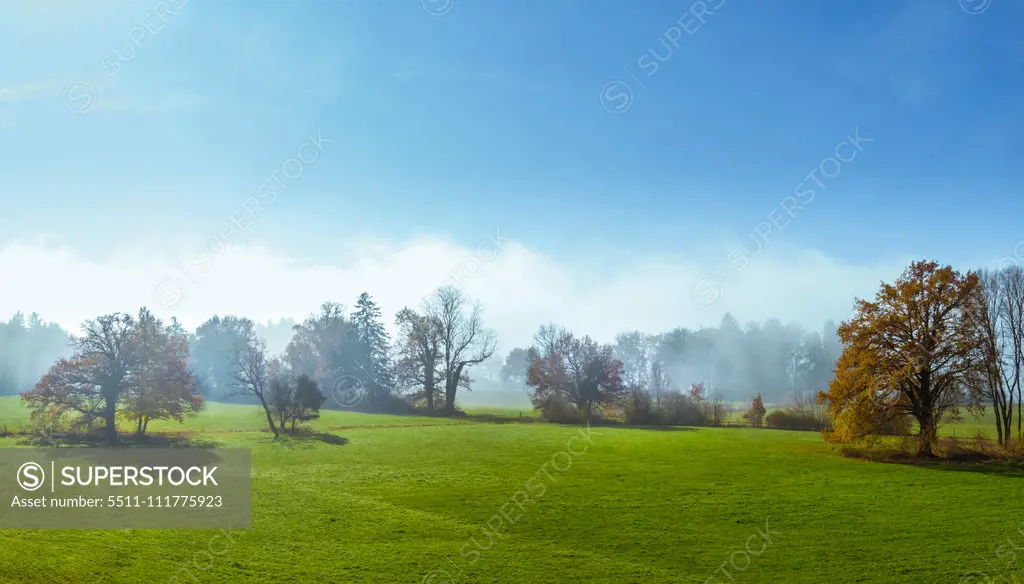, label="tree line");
[16,258,1020,453]
[16,286,497,442]
[7,281,850,442]
[500,316,844,406]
